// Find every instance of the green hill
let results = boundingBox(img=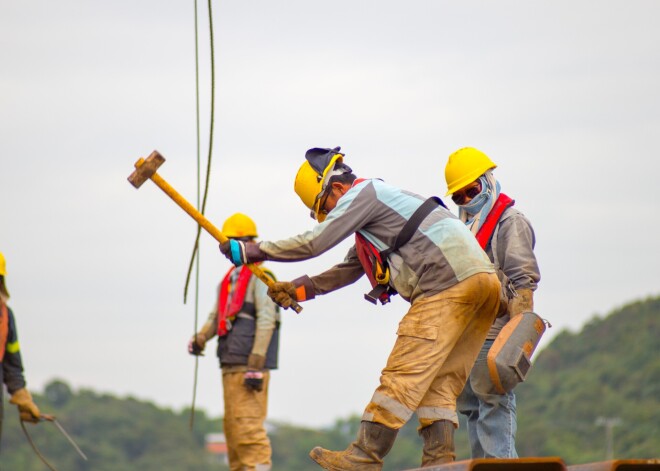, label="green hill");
[1,382,219,470]
[2,296,658,469]
[514,295,660,462]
